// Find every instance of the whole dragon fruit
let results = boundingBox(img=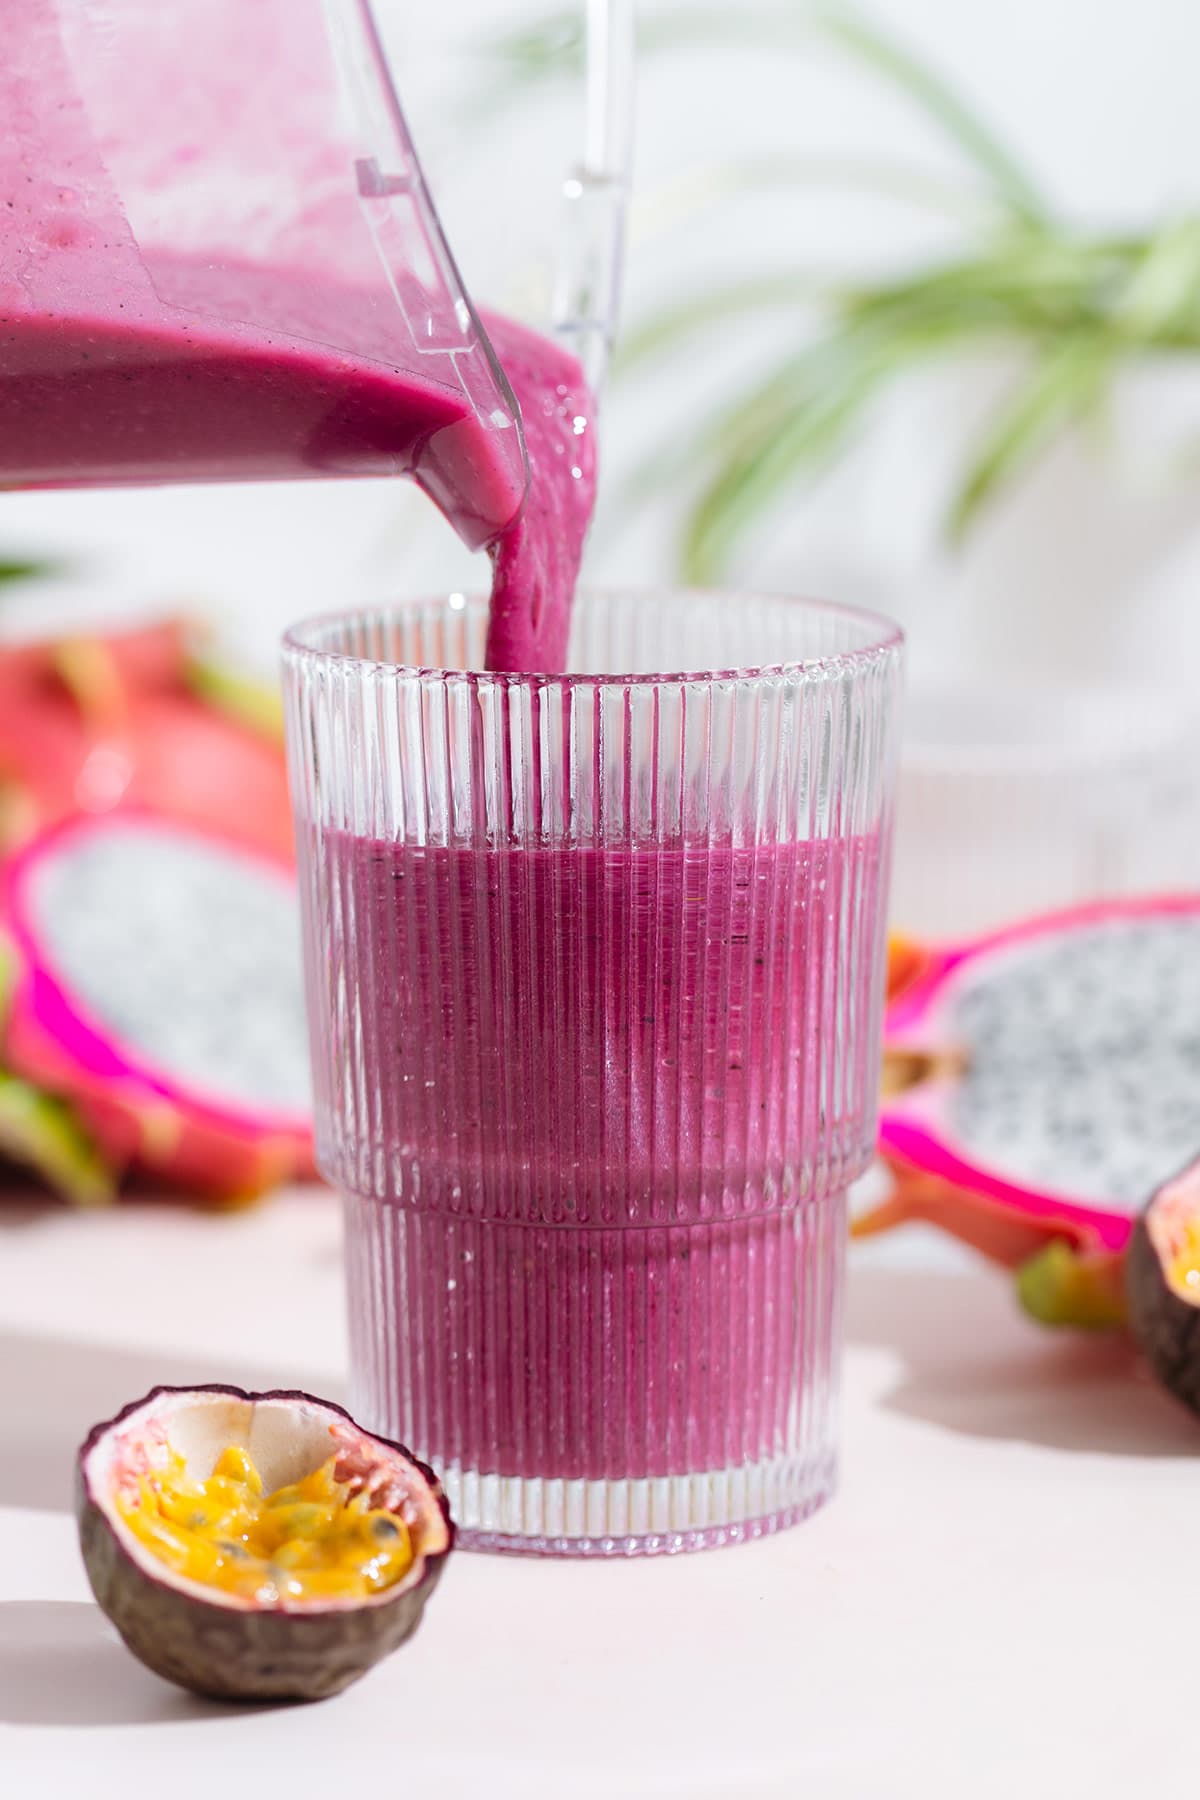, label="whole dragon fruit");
[0,618,313,1203]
